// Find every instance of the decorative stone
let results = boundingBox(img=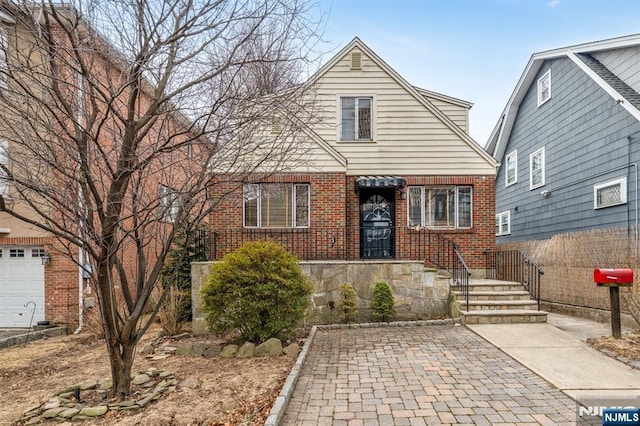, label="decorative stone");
[160,346,177,354]
[79,405,108,416]
[43,400,60,410]
[220,344,239,358]
[146,368,161,377]
[236,342,256,358]
[79,379,98,390]
[140,344,154,355]
[282,343,300,357]
[255,338,282,357]
[99,379,112,390]
[42,407,67,418]
[171,332,190,340]
[203,344,223,358]
[132,373,151,385]
[22,404,42,416]
[59,407,80,418]
[152,354,170,360]
[159,371,172,379]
